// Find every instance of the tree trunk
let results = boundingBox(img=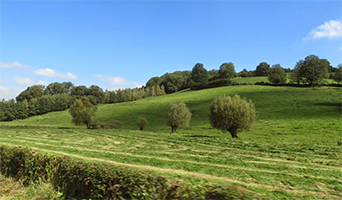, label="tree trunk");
[140,127,143,131]
[228,127,238,138]
[171,126,178,133]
